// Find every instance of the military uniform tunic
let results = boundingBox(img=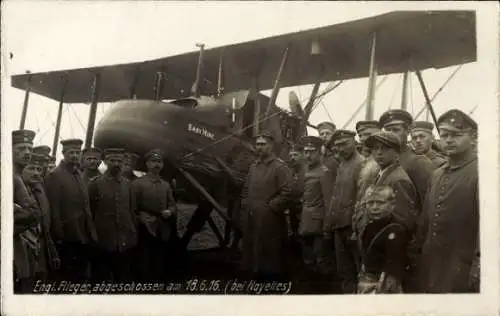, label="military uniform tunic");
[13,171,40,282]
[399,145,436,212]
[425,150,448,169]
[417,157,479,293]
[241,155,293,276]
